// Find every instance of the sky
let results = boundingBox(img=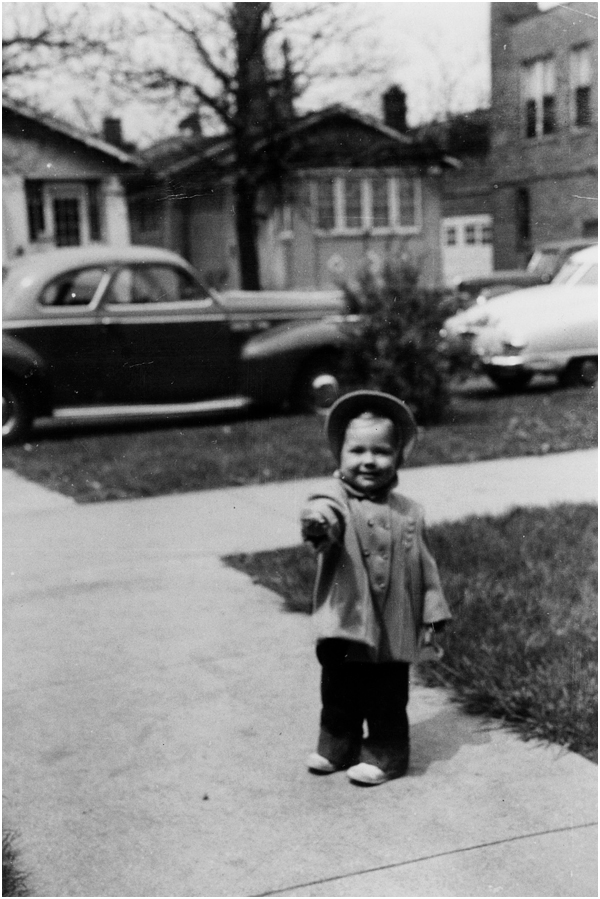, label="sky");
[4,1,496,147]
